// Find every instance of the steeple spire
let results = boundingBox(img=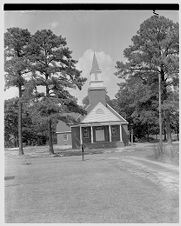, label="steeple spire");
[90,52,101,75]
